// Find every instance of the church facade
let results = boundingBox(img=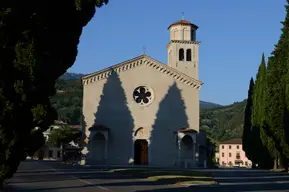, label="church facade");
[81,19,206,167]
